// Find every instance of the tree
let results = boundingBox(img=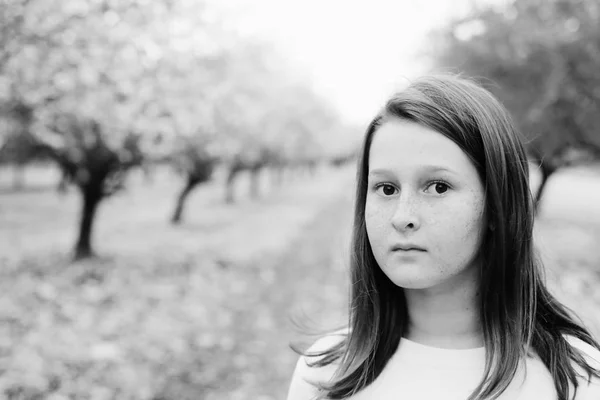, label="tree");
[429,0,600,210]
[0,0,221,258]
[168,135,217,224]
[0,100,40,189]
[2,0,346,245]
[213,68,341,203]
[35,111,143,259]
